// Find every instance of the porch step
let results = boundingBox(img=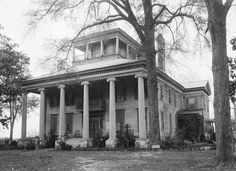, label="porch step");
[66,138,84,148]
